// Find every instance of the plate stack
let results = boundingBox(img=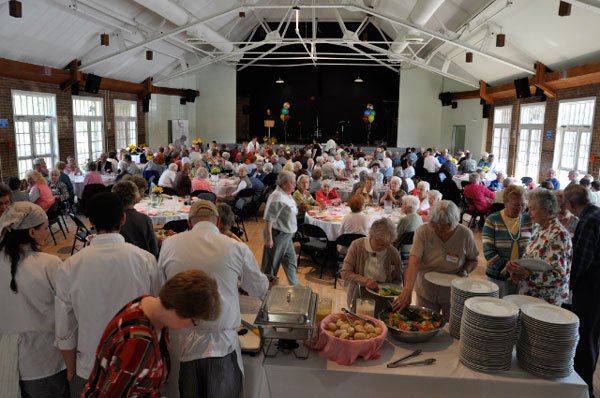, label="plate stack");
[459,297,519,372]
[502,295,547,337]
[449,279,499,339]
[517,303,579,378]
